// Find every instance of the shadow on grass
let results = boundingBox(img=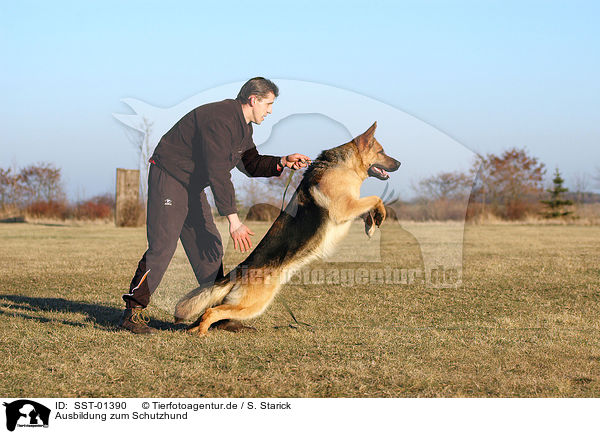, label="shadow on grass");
[0,294,185,332]
[30,222,72,227]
